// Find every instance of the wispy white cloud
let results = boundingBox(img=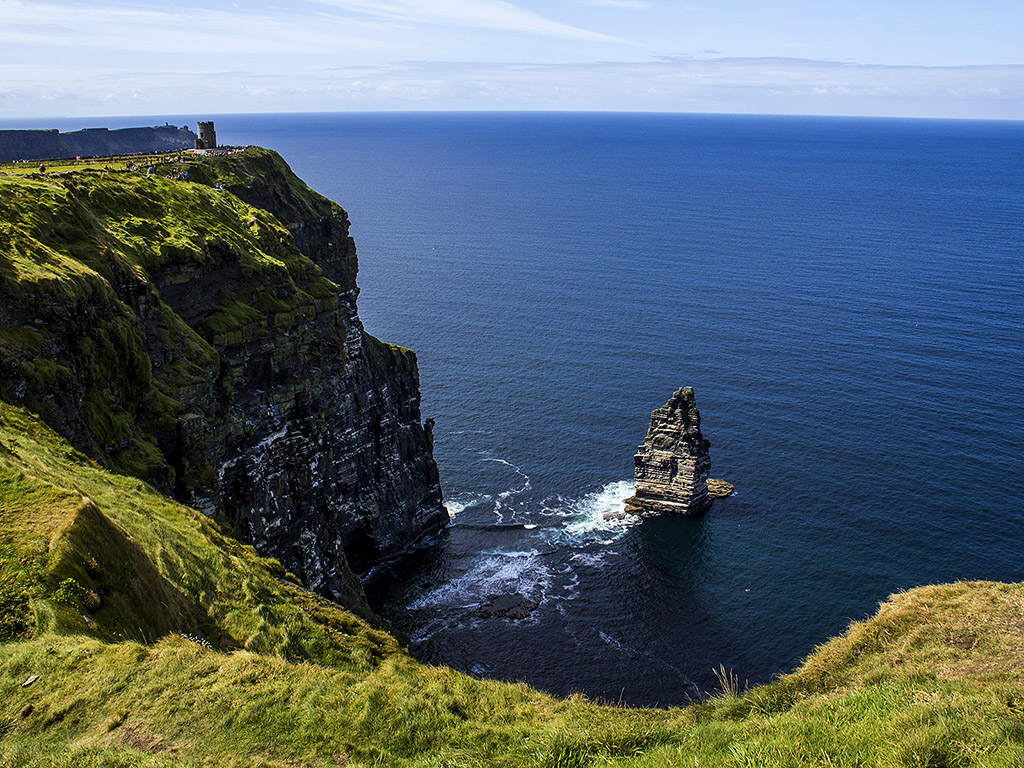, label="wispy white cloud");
[2,57,1022,119]
[309,0,626,41]
[1,0,1022,120]
[0,0,633,65]
[0,0,386,54]
[582,0,654,8]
